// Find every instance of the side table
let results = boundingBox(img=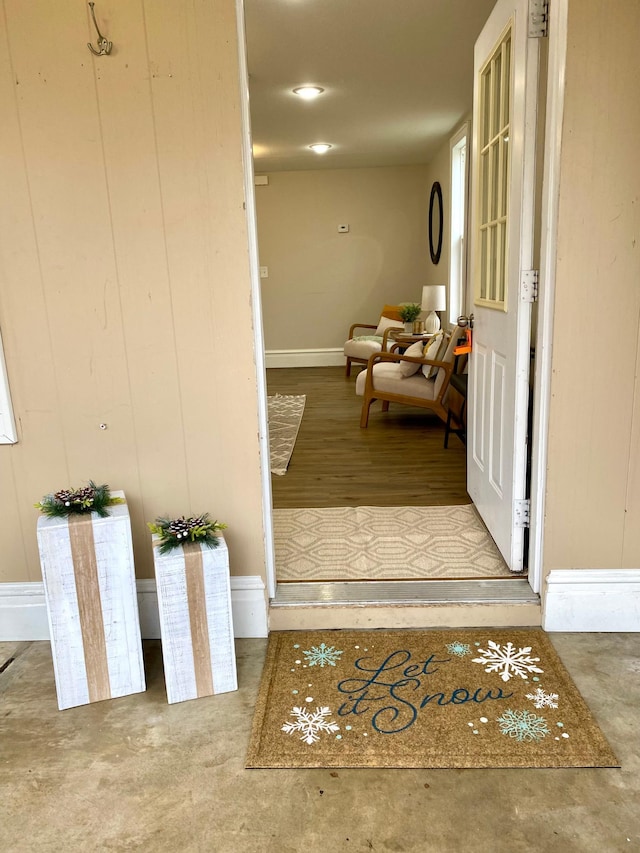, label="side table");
[391,332,434,352]
[444,372,468,448]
